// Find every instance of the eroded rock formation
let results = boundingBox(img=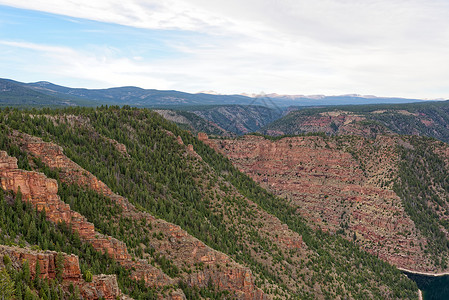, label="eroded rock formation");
[205,133,432,272]
[10,132,266,300]
[0,245,125,300]
[0,150,174,289]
